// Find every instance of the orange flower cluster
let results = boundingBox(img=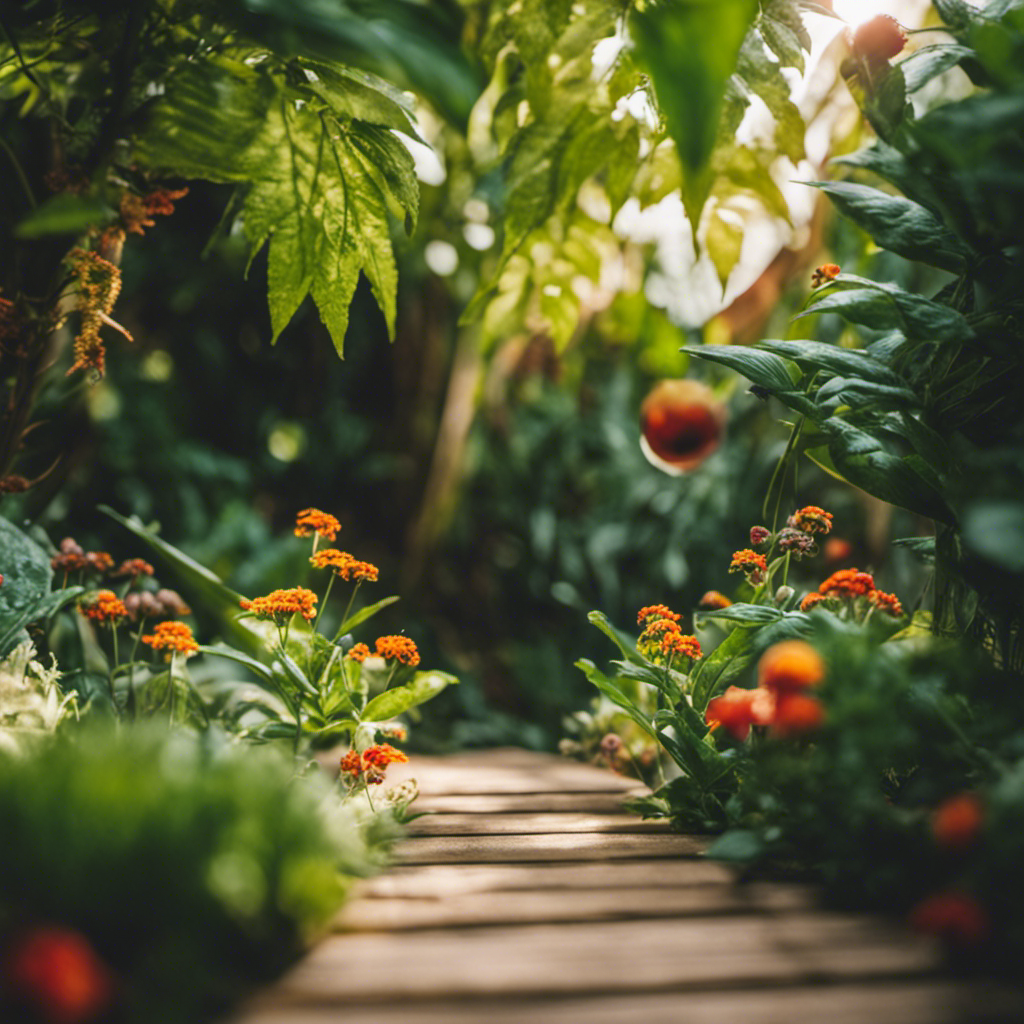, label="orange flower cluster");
[310,548,379,582]
[65,248,132,378]
[637,605,681,627]
[788,506,833,535]
[80,590,128,626]
[294,508,340,541]
[706,640,826,741]
[240,587,318,623]
[114,557,154,580]
[340,743,409,785]
[3,926,114,1024]
[811,263,841,288]
[141,621,199,659]
[729,549,768,585]
[120,186,189,235]
[697,591,732,610]
[660,632,703,661]
[800,568,905,619]
[346,643,371,662]
[374,635,420,666]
